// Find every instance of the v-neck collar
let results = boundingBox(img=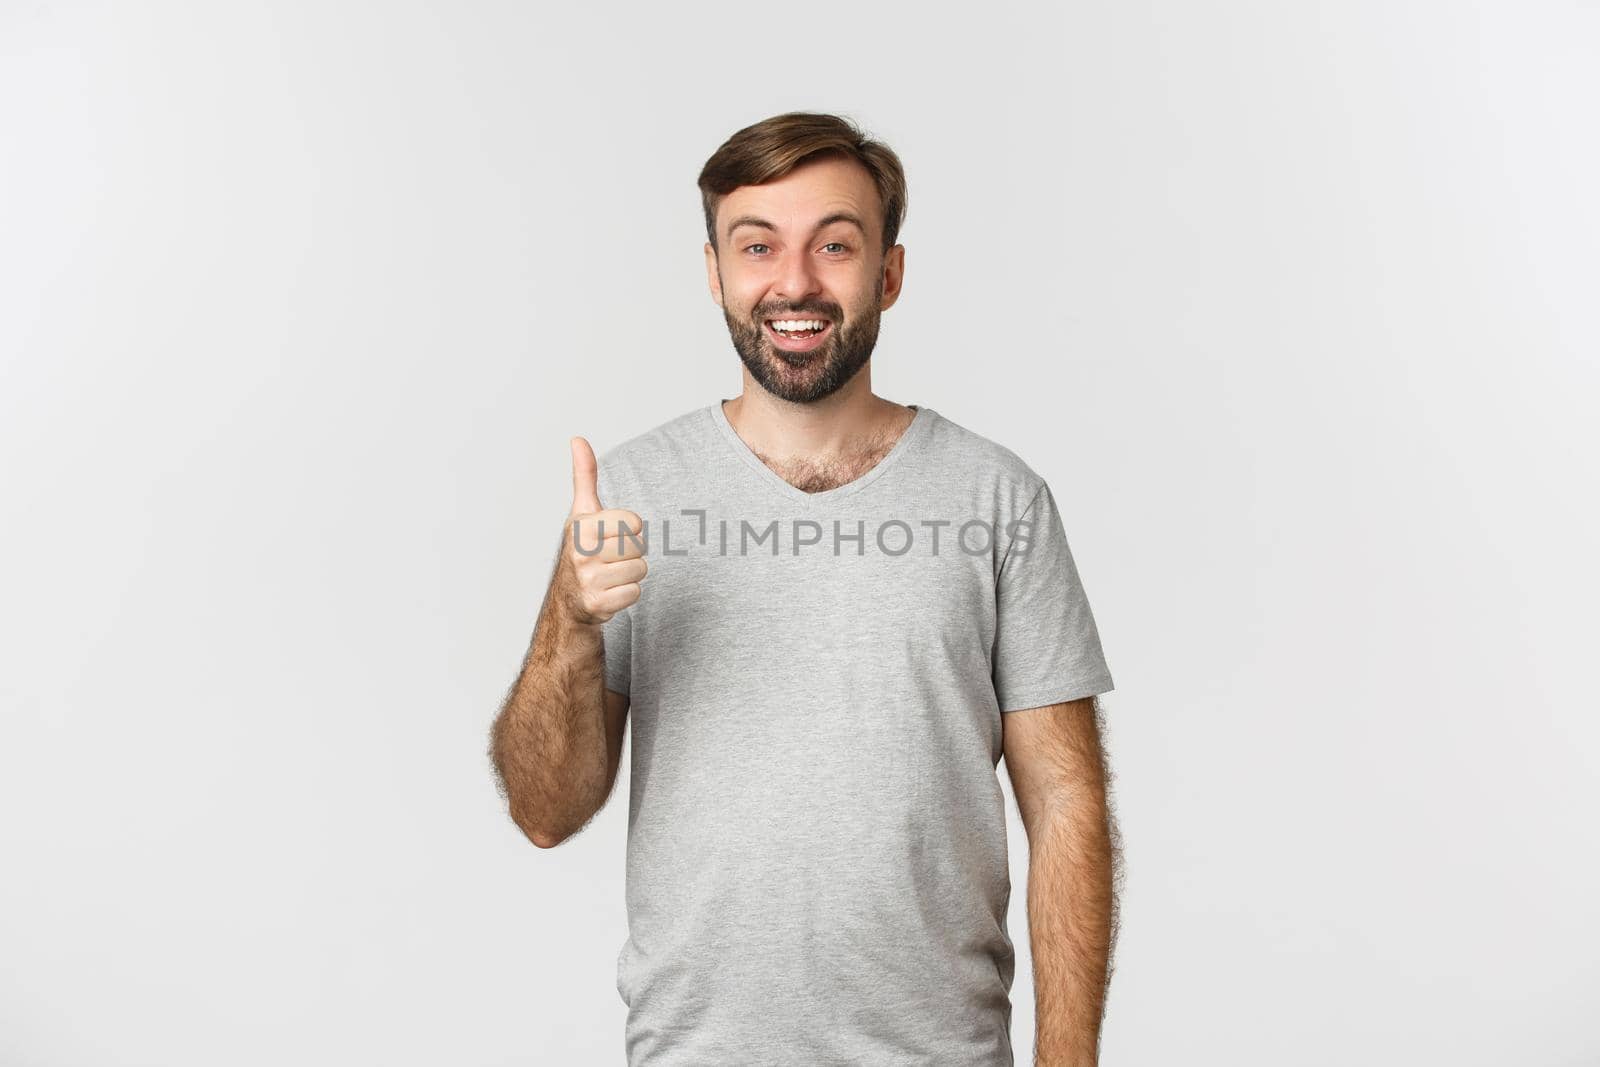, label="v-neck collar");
[708,398,935,506]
